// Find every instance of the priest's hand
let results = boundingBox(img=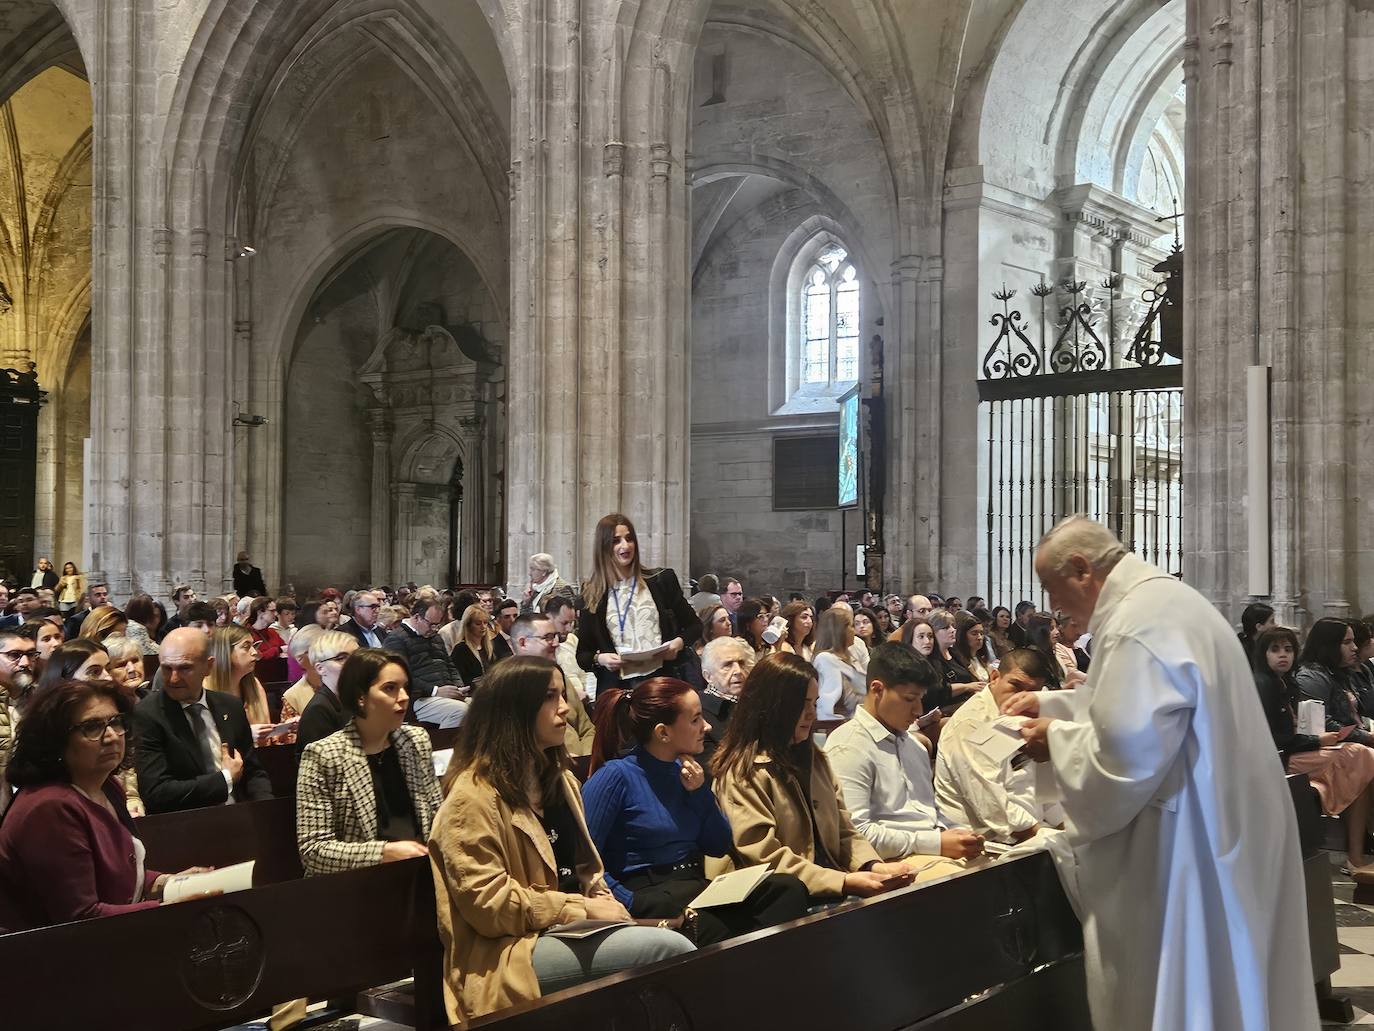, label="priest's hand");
[1019,718,1053,762]
[1001,692,1040,718]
